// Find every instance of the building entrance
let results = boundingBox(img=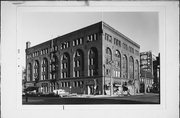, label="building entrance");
[87,85,94,95]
